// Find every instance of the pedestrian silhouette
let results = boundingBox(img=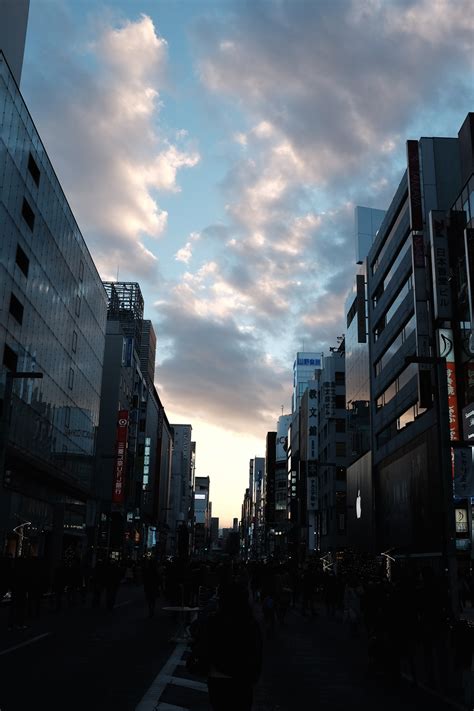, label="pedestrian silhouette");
[191,581,263,711]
